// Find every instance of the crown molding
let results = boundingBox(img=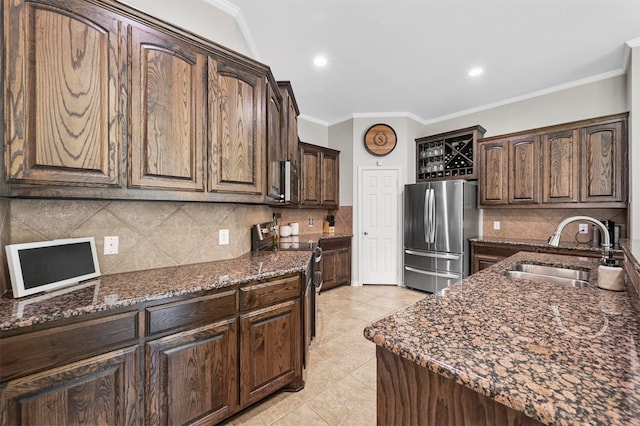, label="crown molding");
[203,0,261,60]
